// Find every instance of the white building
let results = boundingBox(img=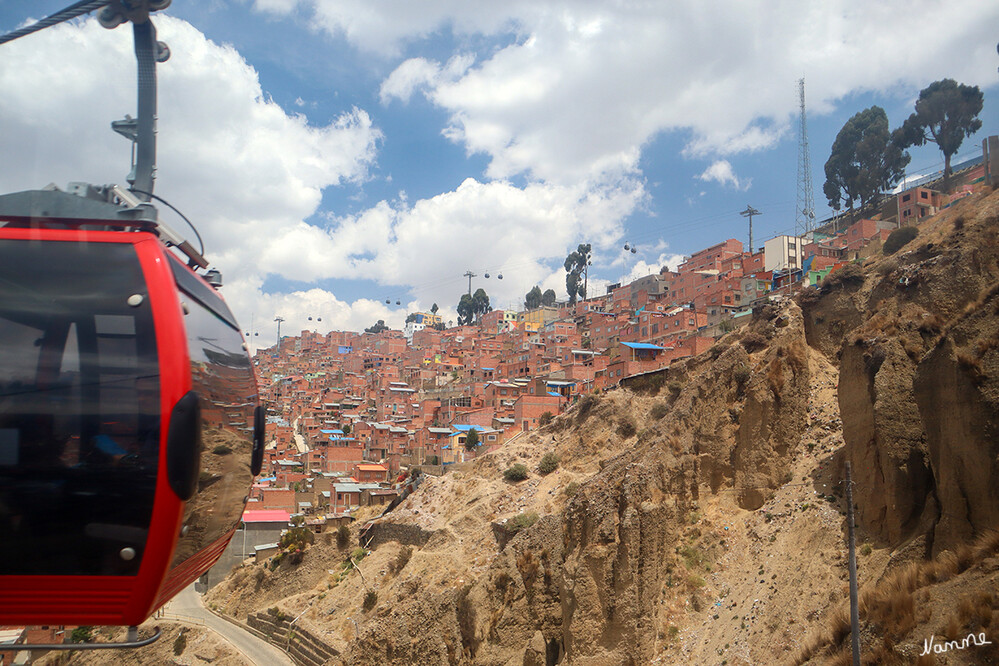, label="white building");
[764,235,804,272]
